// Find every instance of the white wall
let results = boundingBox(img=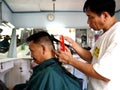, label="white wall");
[1,0,120,29]
[11,11,120,29]
[2,1,12,23]
[12,12,89,28]
[0,2,13,36]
